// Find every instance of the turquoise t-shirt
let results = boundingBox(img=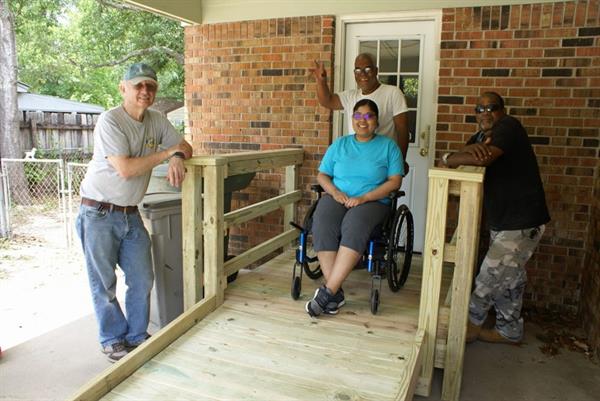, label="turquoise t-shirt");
[319,134,404,203]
